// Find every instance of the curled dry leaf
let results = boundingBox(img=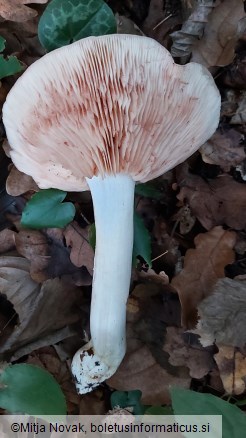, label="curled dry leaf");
[0,0,48,22]
[195,278,246,348]
[177,165,246,230]
[0,256,82,360]
[200,129,245,170]
[64,222,94,274]
[138,268,169,285]
[171,0,215,58]
[171,226,236,328]
[164,326,214,379]
[6,165,38,196]
[215,346,246,395]
[191,0,245,67]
